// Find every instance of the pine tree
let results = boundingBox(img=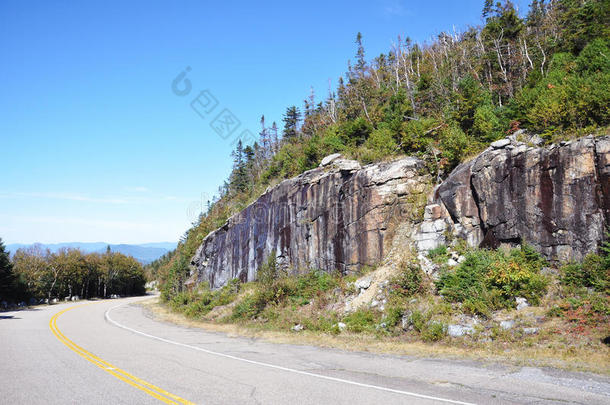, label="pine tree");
[355,32,367,77]
[230,140,249,193]
[282,106,301,141]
